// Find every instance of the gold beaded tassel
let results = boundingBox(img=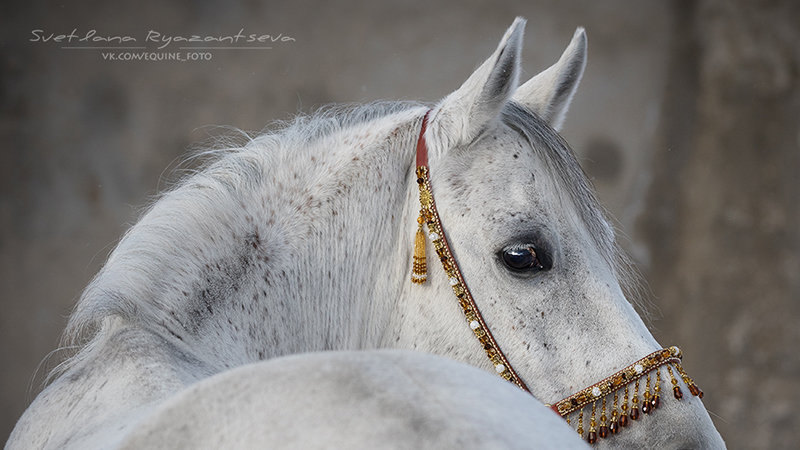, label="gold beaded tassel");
[598,398,609,439]
[609,391,620,434]
[641,373,652,414]
[411,214,427,284]
[667,364,683,399]
[619,385,630,428]
[411,167,430,284]
[587,401,598,444]
[652,368,662,410]
[630,379,641,421]
[676,362,705,398]
[577,407,585,439]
